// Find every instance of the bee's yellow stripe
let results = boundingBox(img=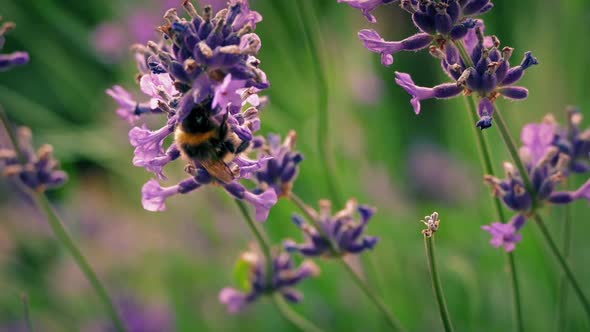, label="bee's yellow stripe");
[175,129,217,146]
